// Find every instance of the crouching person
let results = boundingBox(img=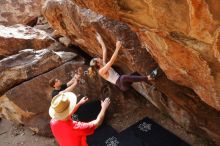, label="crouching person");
[49,92,110,146]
